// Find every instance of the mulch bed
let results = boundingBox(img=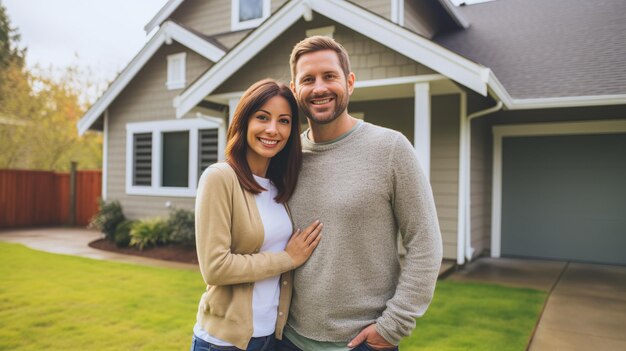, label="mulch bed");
[89,238,198,265]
